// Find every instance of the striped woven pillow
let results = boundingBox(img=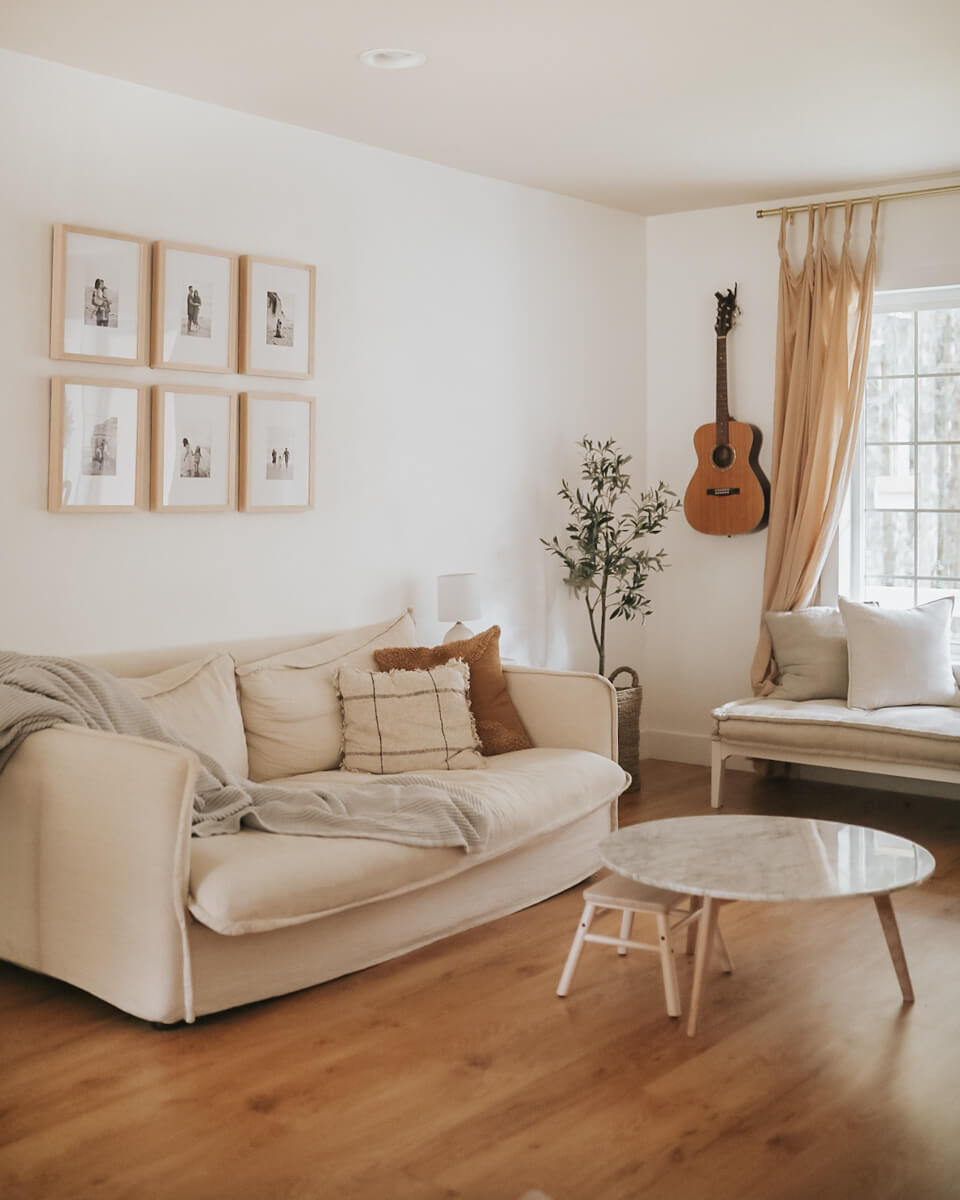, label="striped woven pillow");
[337,661,484,774]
